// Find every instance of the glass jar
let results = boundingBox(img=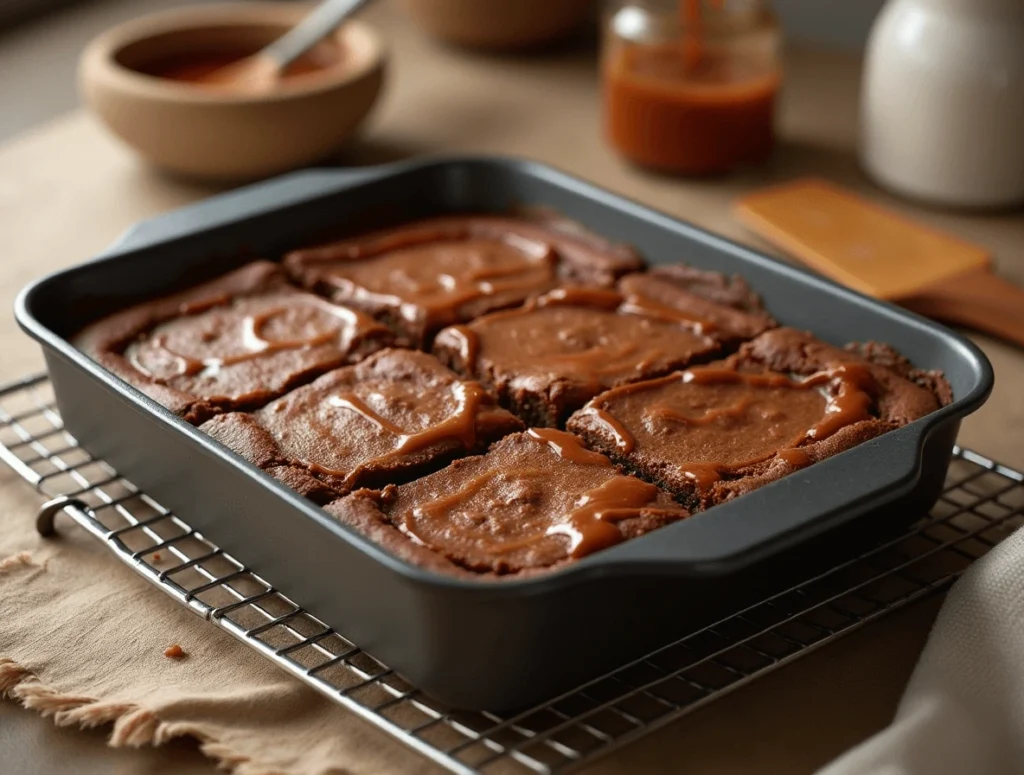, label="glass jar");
[602,0,782,175]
